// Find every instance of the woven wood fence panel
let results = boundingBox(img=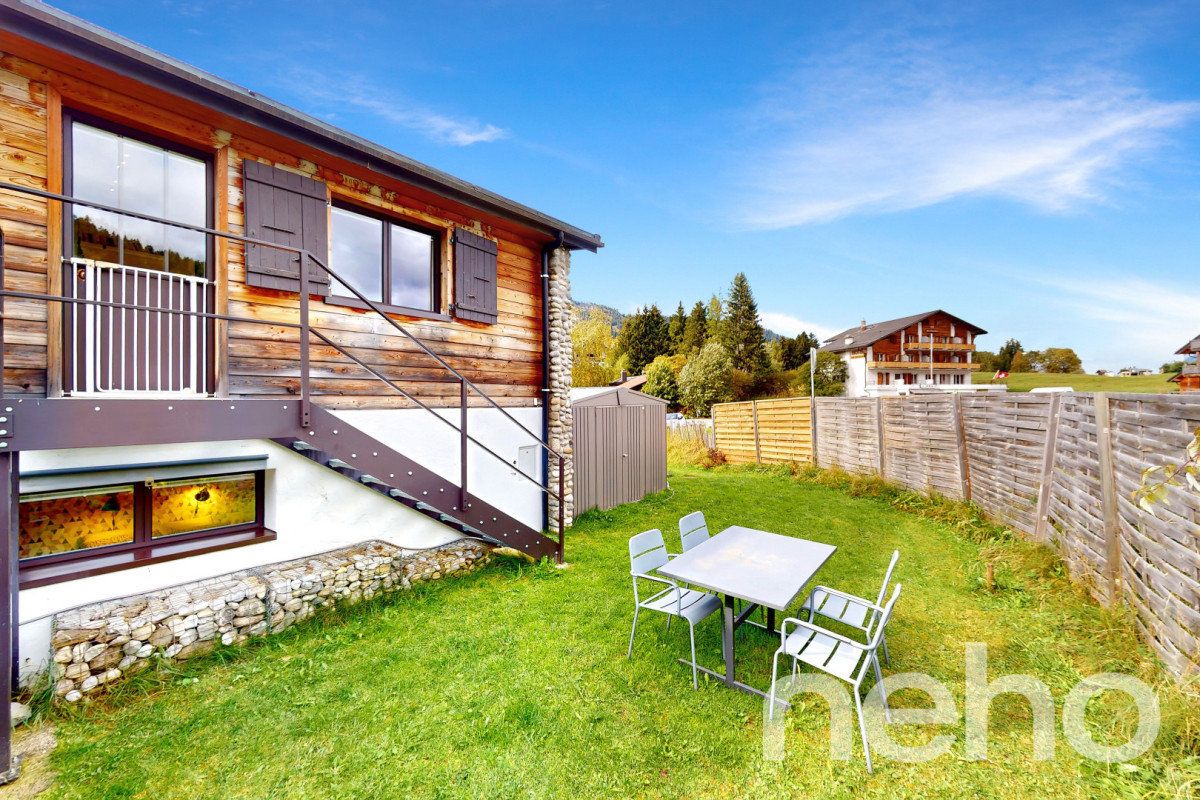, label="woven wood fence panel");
[1045,393,1110,599]
[1109,394,1200,677]
[815,397,880,473]
[880,396,965,500]
[712,398,813,464]
[960,393,1055,539]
